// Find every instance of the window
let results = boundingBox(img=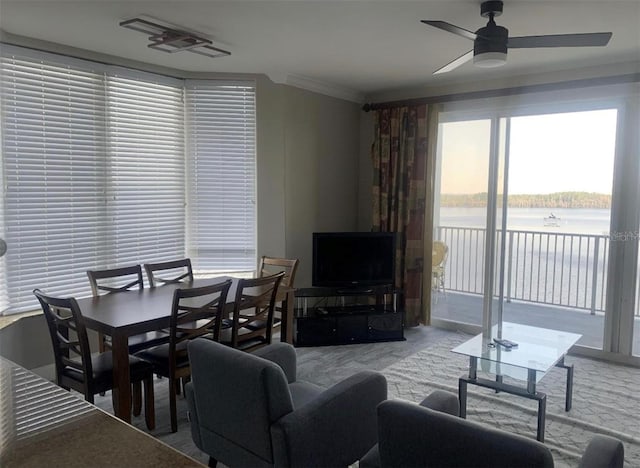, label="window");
[0,46,256,314]
[106,73,185,267]
[432,87,640,361]
[1,52,107,311]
